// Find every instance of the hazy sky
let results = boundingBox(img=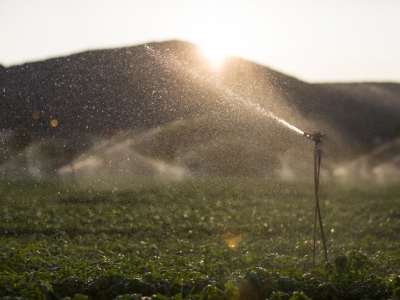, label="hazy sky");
[1,0,400,82]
